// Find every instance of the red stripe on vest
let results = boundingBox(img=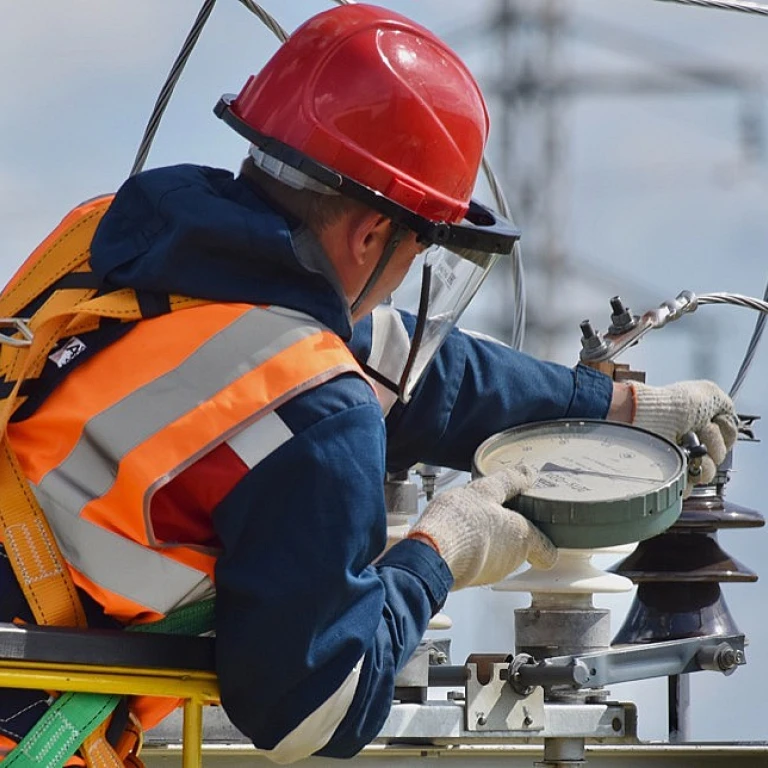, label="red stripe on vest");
[149,442,249,549]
